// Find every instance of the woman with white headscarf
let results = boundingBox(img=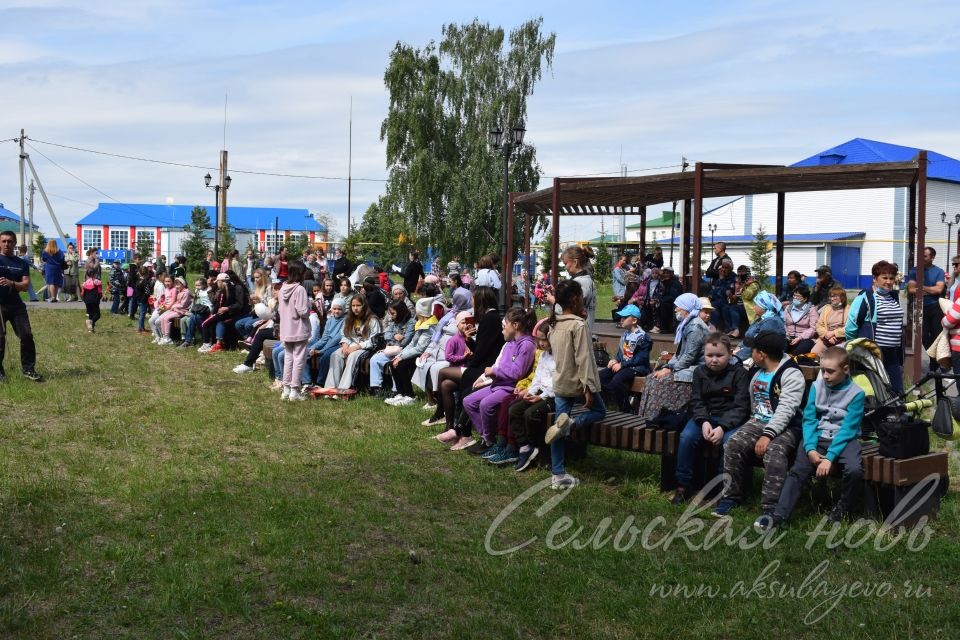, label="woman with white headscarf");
[635,293,710,421]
